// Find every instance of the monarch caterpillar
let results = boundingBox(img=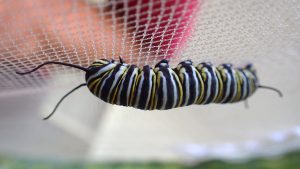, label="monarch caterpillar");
[16,58,282,120]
